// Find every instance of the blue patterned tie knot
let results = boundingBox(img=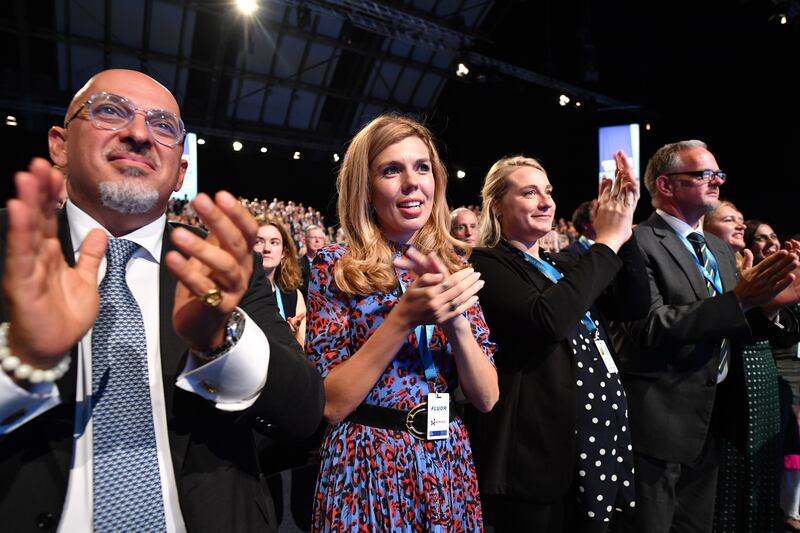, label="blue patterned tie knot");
[106,237,139,269]
[92,238,167,531]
